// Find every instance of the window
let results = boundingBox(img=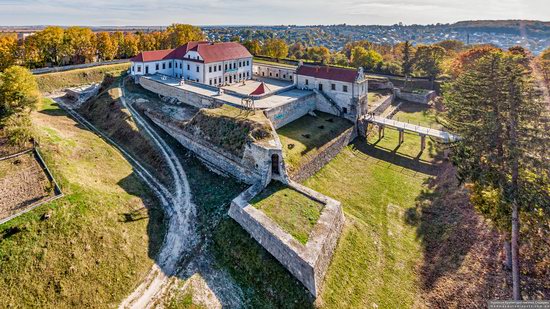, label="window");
[169,62,172,69]
[269,72,272,77]
[162,63,166,70]
[343,107,348,114]
[225,76,227,81]
[209,79,212,85]
[218,65,221,71]
[343,85,348,92]
[137,66,141,73]
[196,65,199,72]
[187,64,190,70]
[209,66,212,73]
[283,74,286,79]
[214,66,217,72]
[247,60,250,66]
[276,73,279,77]
[225,64,228,70]
[331,83,336,90]
[156,63,159,70]
[239,73,242,78]
[305,79,309,85]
